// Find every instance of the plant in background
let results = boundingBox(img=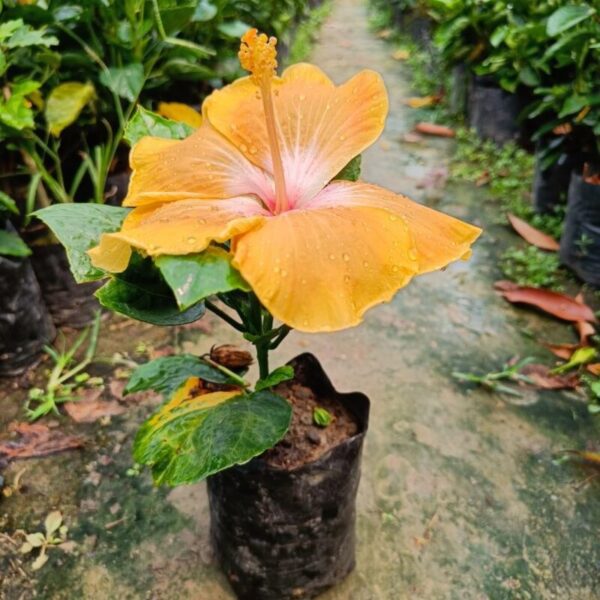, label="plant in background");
[38,28,480,485]
[500,245,563,289]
